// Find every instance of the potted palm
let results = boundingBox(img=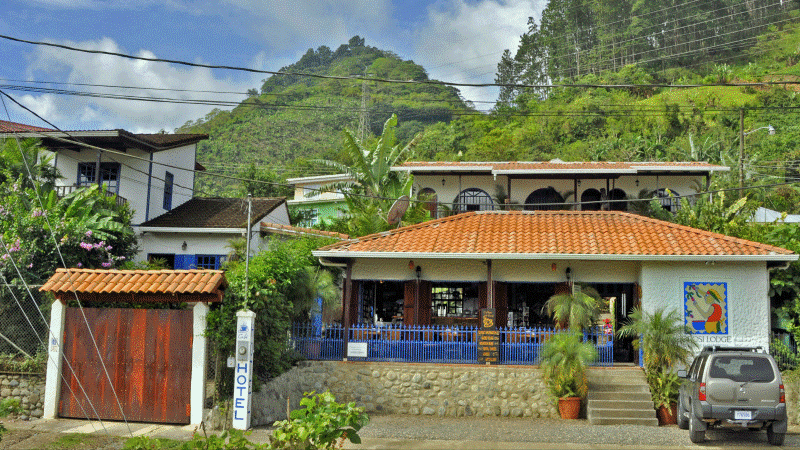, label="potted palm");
[617,307,697,425]
[543,284,601,331]
[540,331,598,419]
